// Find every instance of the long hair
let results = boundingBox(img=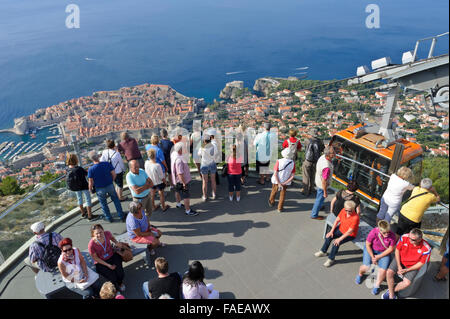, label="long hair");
[183,261,206,287]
